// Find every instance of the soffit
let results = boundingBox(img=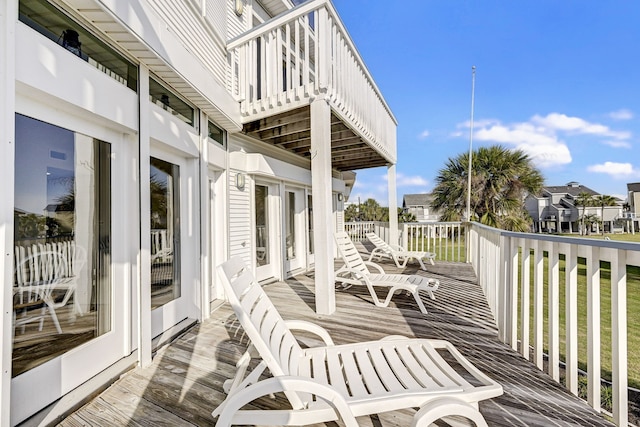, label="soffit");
[243,106,389,172]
